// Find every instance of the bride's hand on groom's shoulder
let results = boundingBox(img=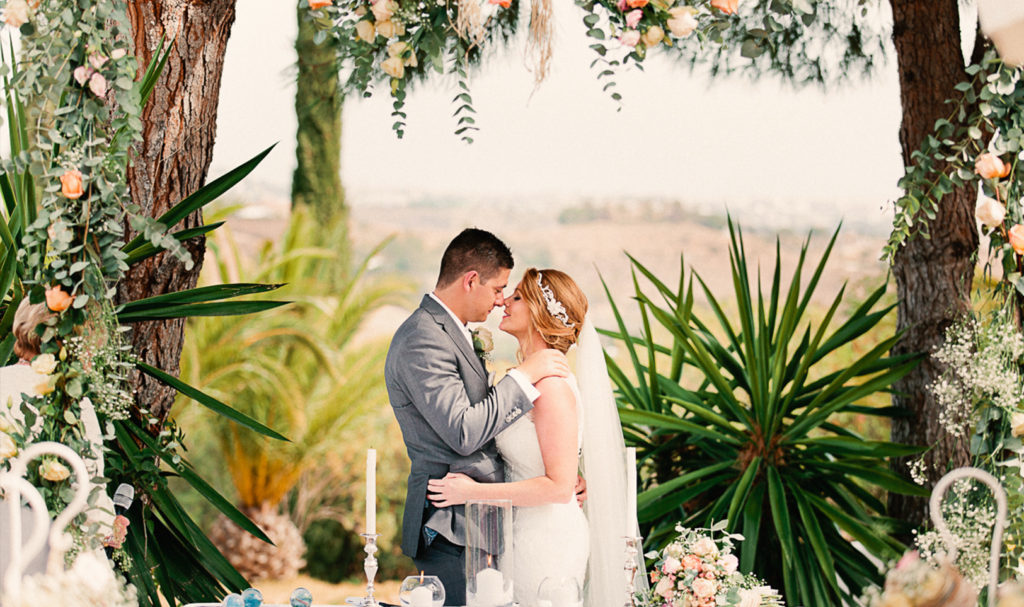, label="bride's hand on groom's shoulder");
[518,349,570,384]
[427,472,476,507]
